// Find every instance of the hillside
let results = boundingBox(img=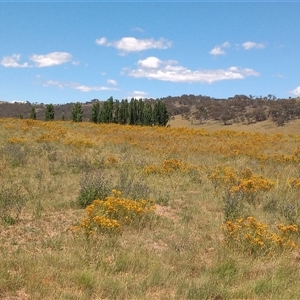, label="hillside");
[1,94,300,133]
[169,114,300,135]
